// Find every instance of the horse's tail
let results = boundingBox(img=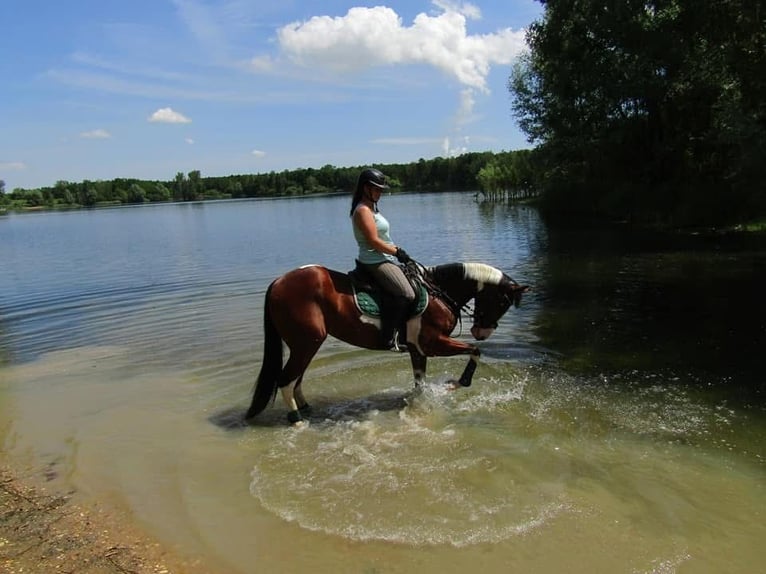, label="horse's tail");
[246,282,283,419]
